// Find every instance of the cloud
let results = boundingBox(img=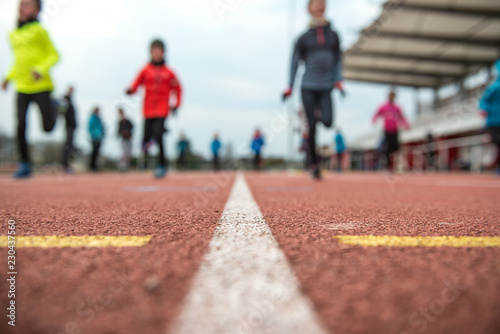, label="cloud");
[0,0,417,162]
